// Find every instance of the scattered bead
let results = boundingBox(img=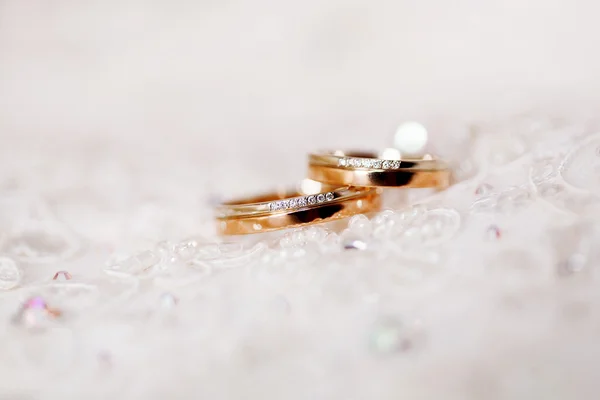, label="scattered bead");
[394,122,428,155]
[0,256,22,290]
[52,271,72,281]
